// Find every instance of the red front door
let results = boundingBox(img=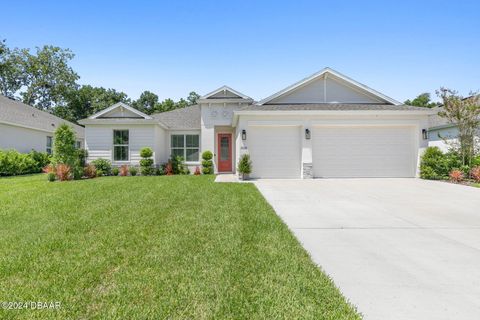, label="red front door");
[217,133,232,172]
